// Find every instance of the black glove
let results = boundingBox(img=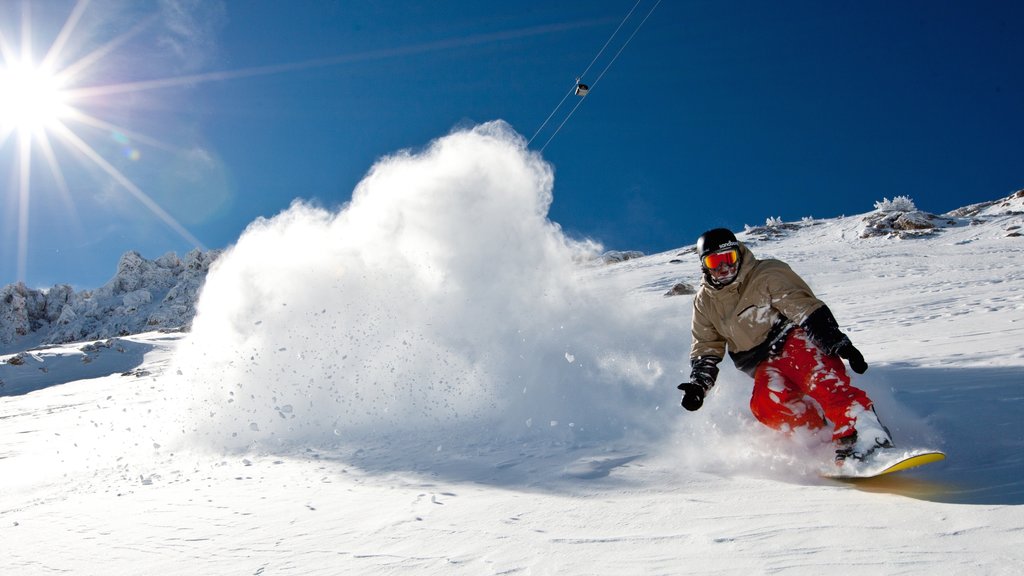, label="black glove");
[801,305,847,354]
[678,382,708,411]
[837,343,868,374]
[678,356,720,412]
